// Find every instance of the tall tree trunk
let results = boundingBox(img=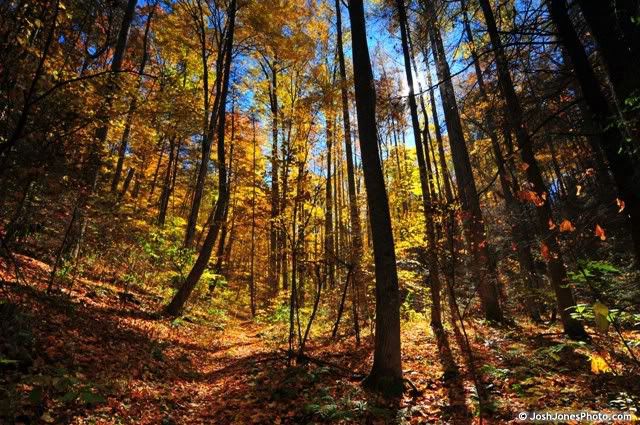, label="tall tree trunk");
[250,115,257,317]
[147,136,167,206]
[460,0,542,320]
[118,167,135,202]
[324,110,335,289]
[423,47,453,203]
[213,99,236,274]
[184,3,229,248]
[548,0,640,267]
[165,0,237,316]
[268,63,280,296]
[347,0,403,396]
[66,0,138,259]
[425,3,503,322]
[335,0,363,334]
[396,0,443,328]
[158,136,176,227]
[478,0,586,338]
[111,3,155,192]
